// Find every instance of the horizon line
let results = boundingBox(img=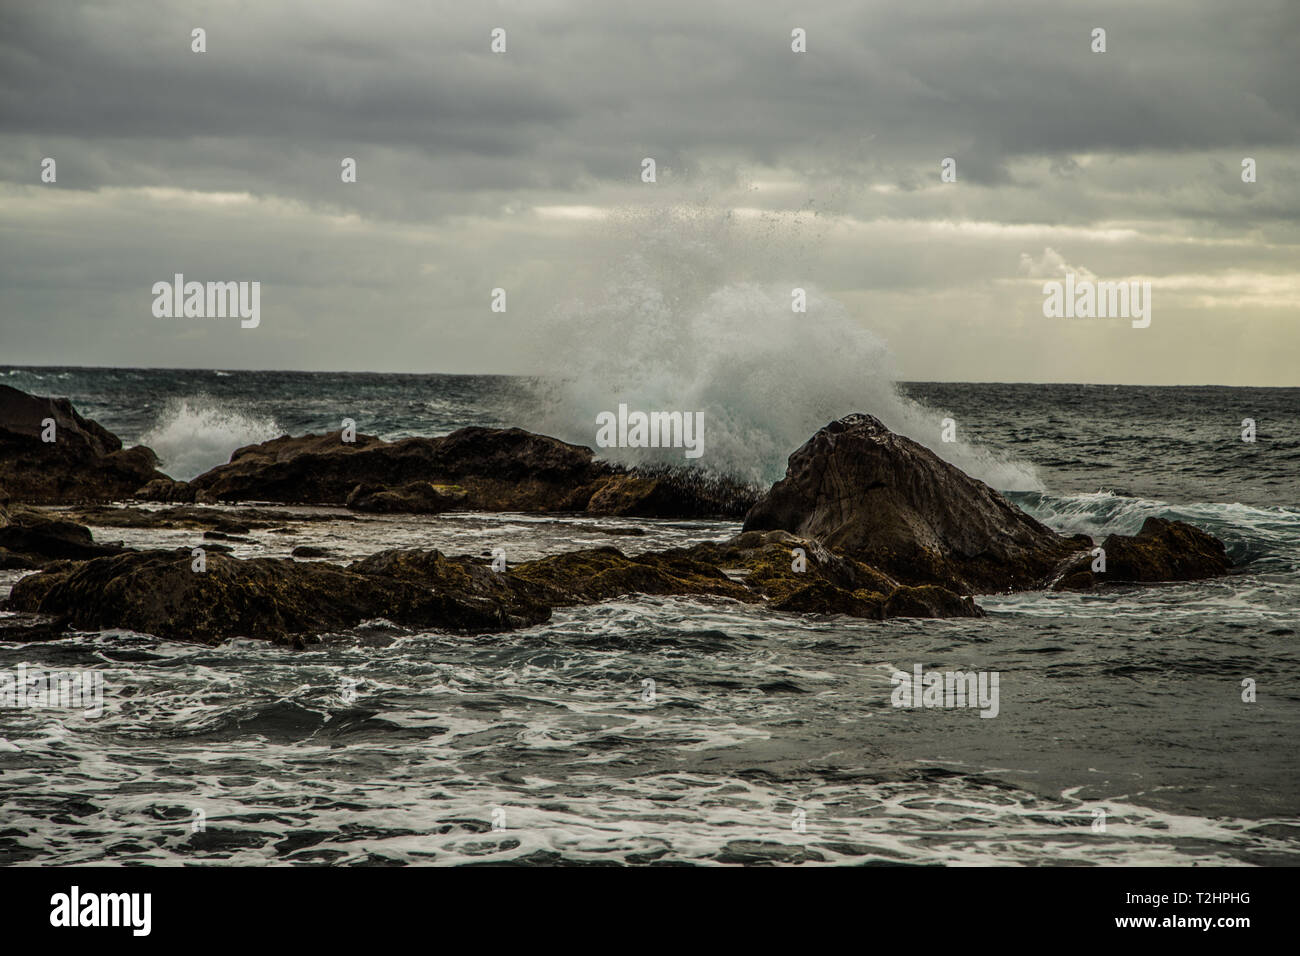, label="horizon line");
[2,363,1296,390]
